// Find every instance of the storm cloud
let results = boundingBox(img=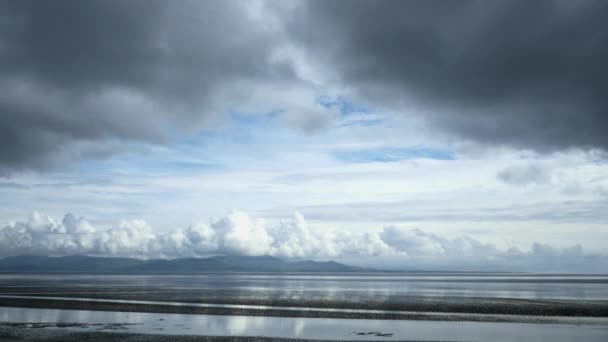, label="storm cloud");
[288,0,608,151]
[0,0,292,173]
[1,1,608,173]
